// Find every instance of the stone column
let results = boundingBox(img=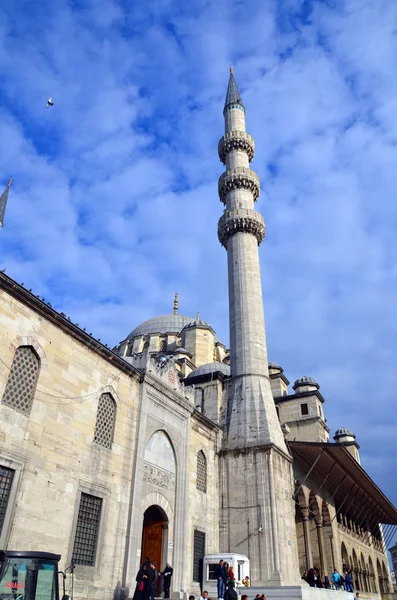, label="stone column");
[301,507,313,569]
[315,516,326,576]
